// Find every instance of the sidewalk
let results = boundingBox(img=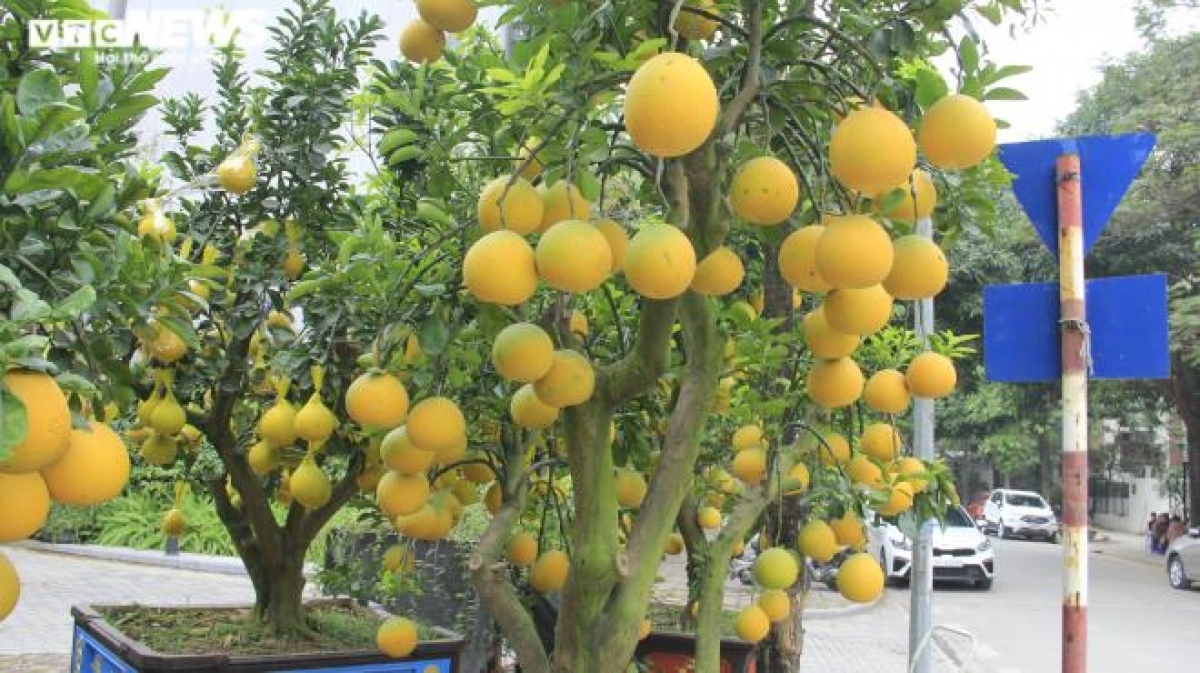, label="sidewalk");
[1089,526,1165,568]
